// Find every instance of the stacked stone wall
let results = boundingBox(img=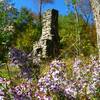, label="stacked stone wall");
[33,9,60,58]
